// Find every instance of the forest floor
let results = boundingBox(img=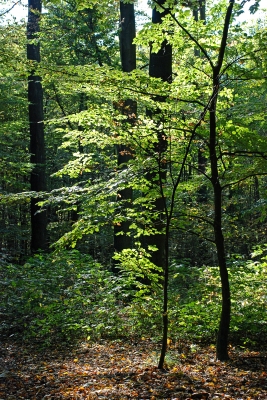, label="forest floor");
[0,338,266,399]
